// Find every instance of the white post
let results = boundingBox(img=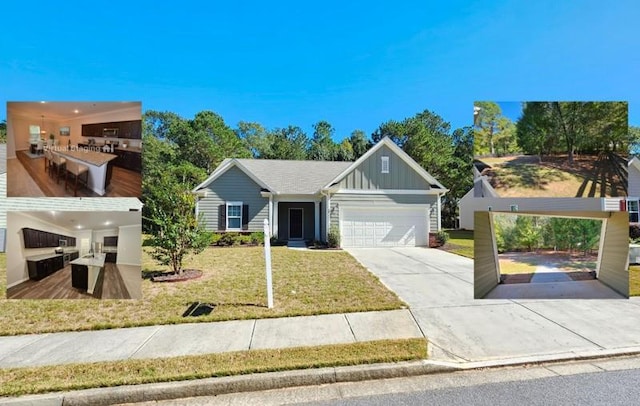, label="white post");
[263,219,274,308]
[314,201,320,241]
